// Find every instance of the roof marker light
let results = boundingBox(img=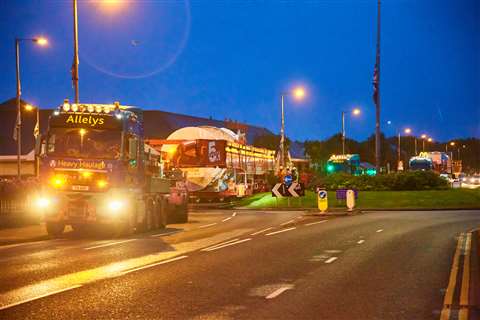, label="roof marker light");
[87,105,95,113]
